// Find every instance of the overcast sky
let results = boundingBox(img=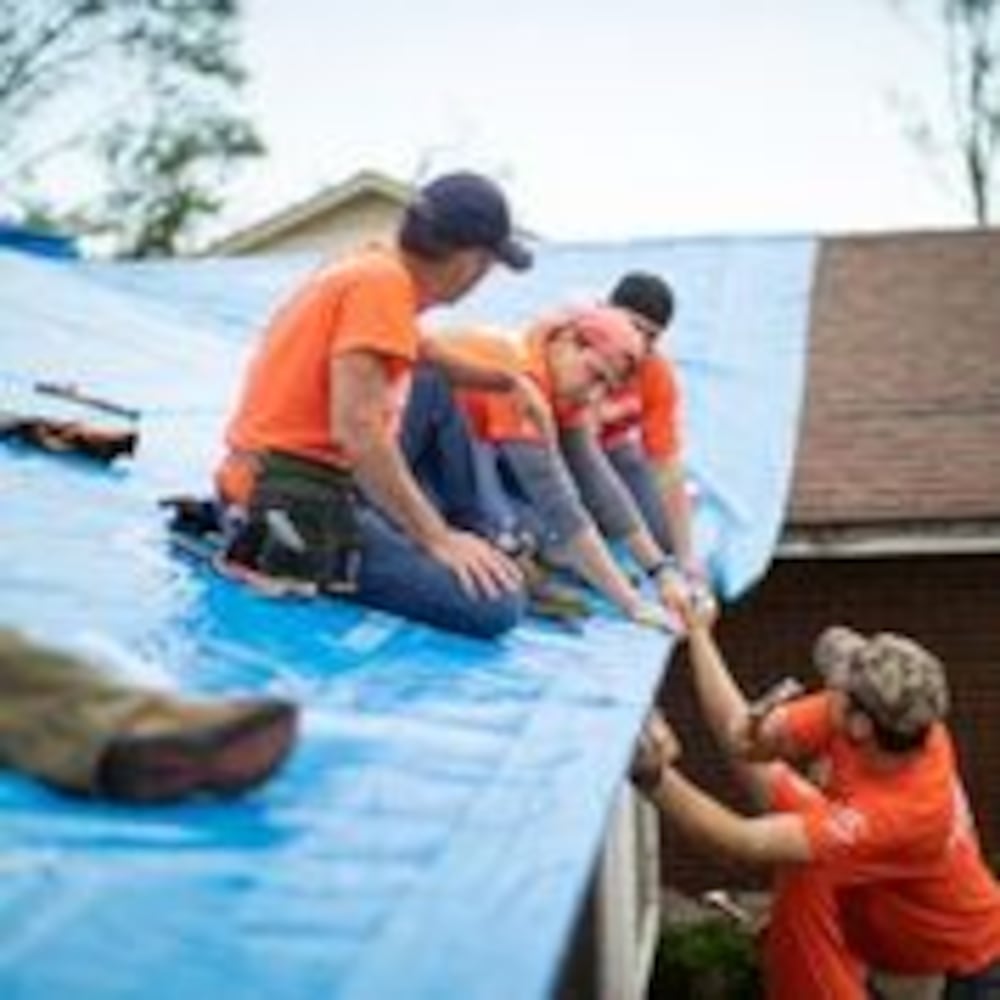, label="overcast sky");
[217,0,968,242]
